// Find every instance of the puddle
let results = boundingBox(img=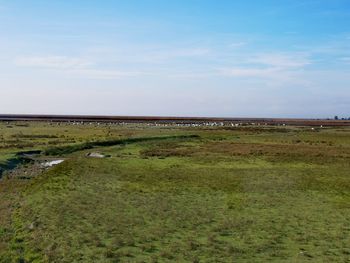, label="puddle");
[42,160,64,167]
[86,152,106,158]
